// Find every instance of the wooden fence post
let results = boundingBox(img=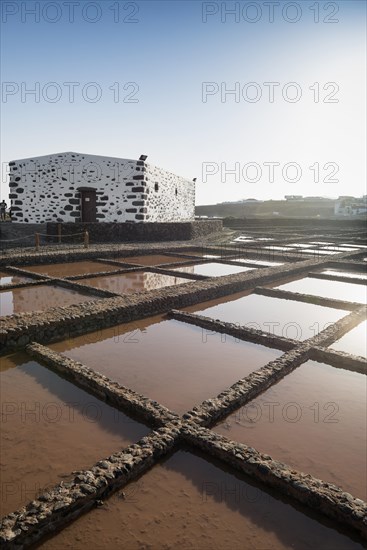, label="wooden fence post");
[35,233,40,252]
[84,230,89,249]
